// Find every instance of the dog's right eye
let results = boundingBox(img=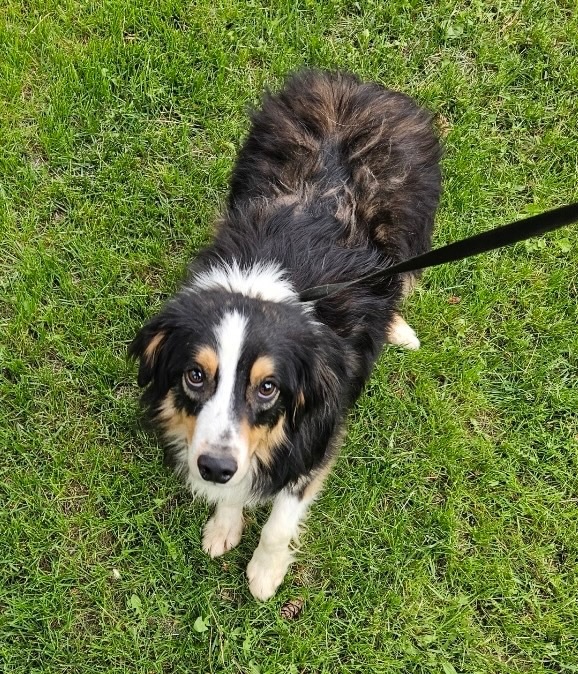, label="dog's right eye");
[257,379,278,401]
[184,367,205,390]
